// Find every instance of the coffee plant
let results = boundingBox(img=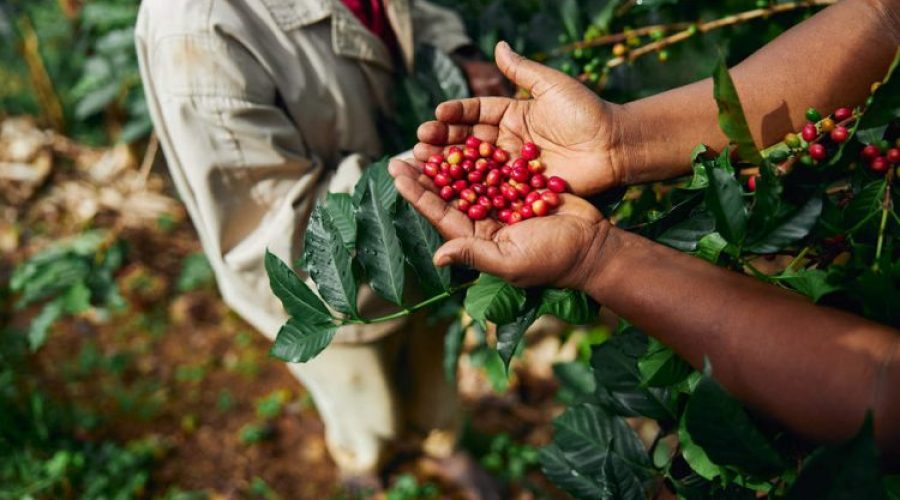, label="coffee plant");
[267,46,900,500]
